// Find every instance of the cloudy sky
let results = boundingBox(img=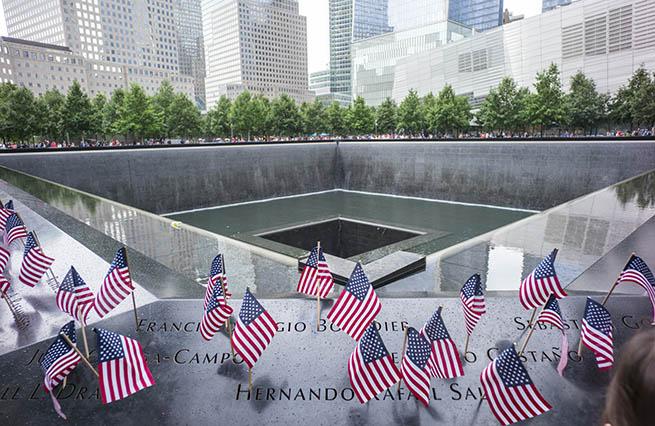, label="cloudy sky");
[0,0,543,74]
